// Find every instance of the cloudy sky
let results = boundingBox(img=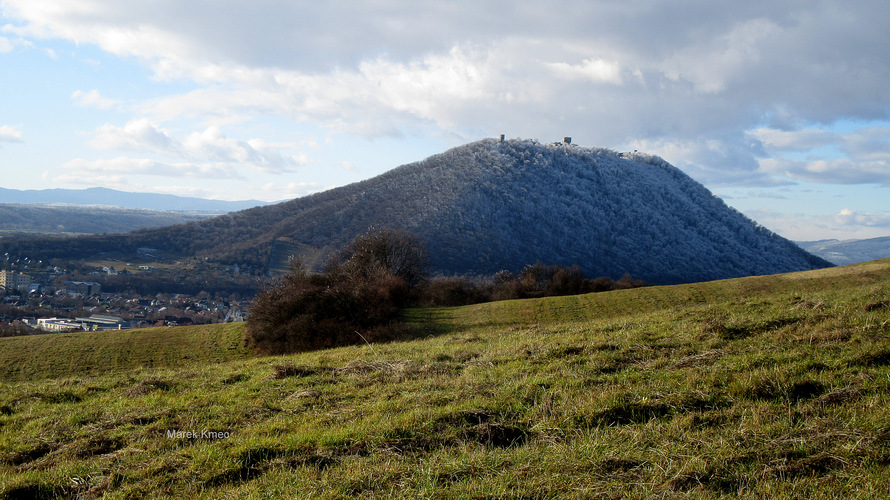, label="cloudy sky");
[1,0,889,241]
